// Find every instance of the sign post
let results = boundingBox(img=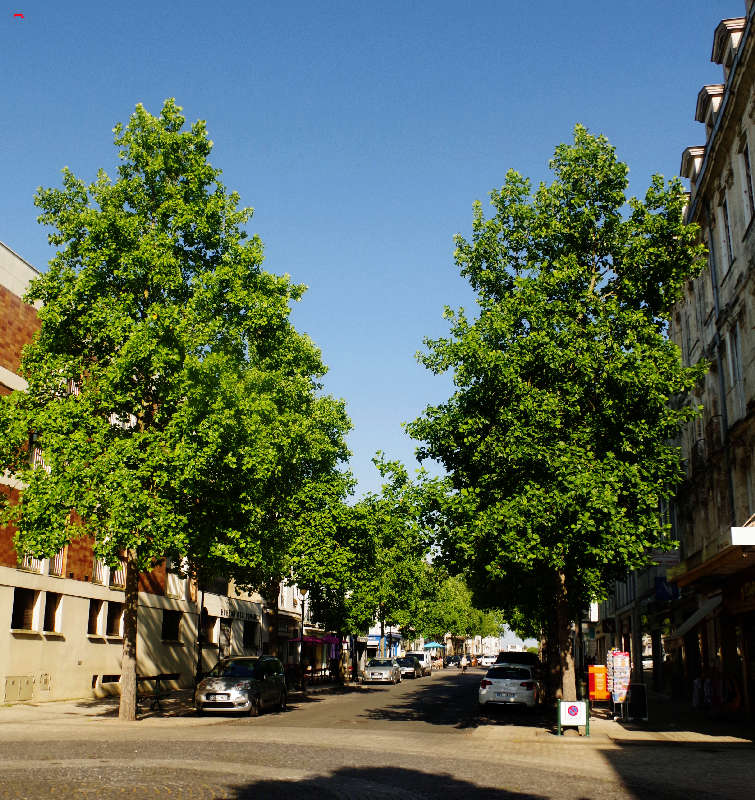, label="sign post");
[557,700,590,736]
